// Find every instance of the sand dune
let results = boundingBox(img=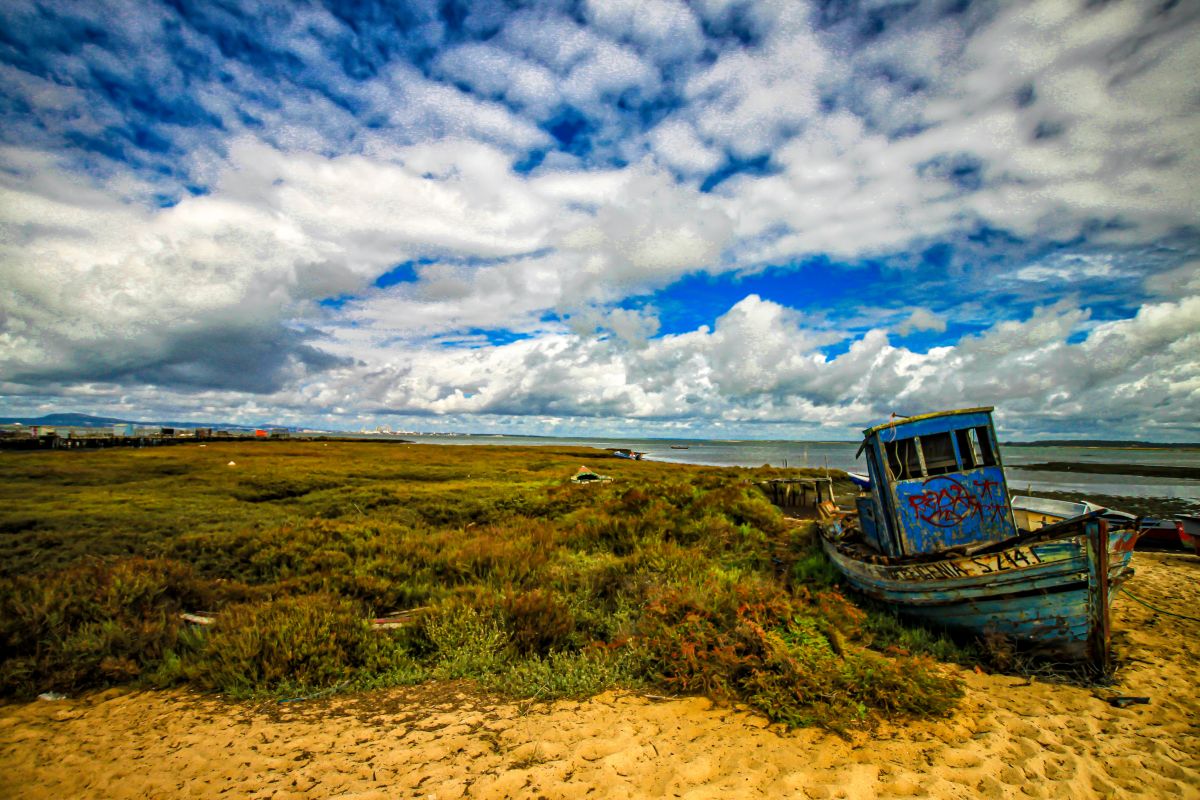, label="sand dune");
[3,551,1197,799]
